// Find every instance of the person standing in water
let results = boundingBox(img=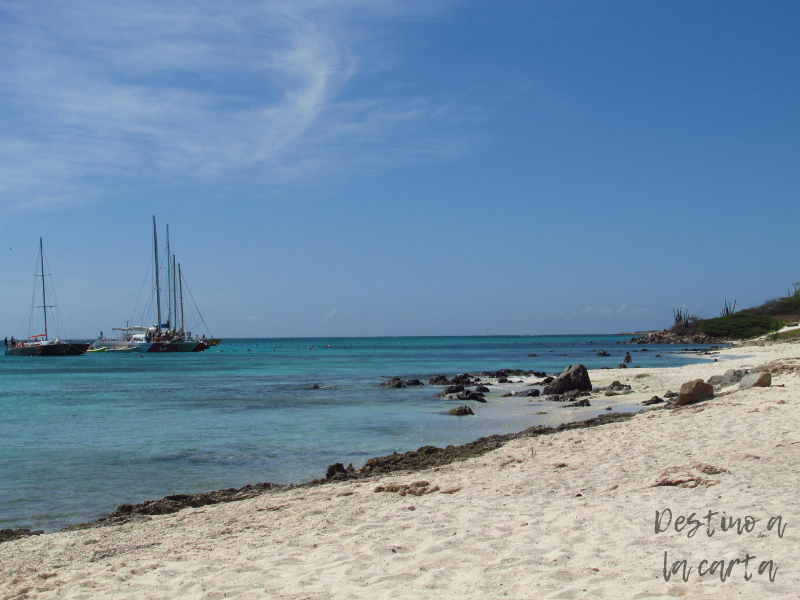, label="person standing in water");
[624,352,632,363]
